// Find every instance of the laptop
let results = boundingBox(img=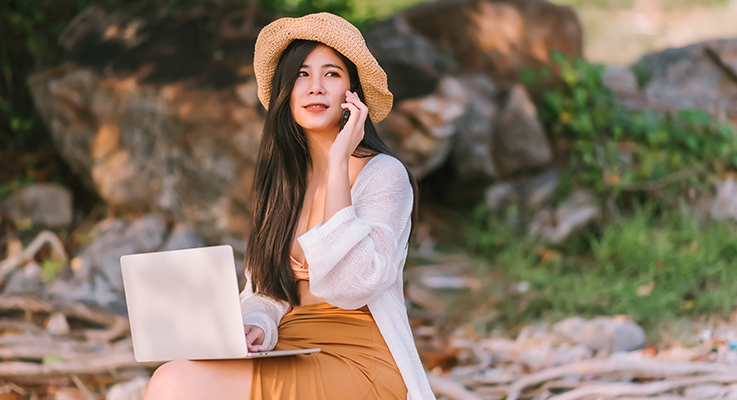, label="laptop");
[120,244,320,362]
